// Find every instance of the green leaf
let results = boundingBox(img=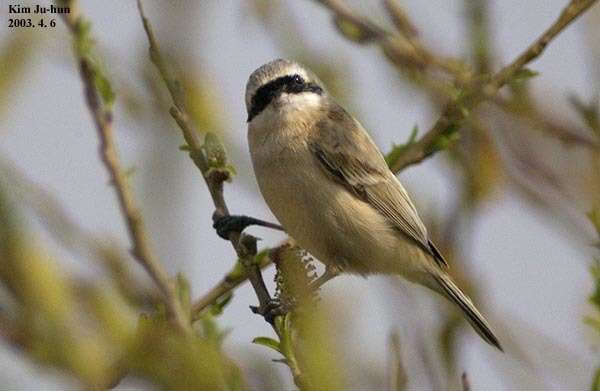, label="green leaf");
[209,292,233,316]
[95,71,115,107]
[431,124,460,152]
[252,336,282,354]
[447,84,463,101]
[385,125,419,167]
[203,132,228,168]
[199,315,229,345]
[333,16,376,44]
[256,248,271,267]
[277,313,294,356]
[511,68,539,83]
[406,125,418,143]
[226,248,271,283]
[225,261,247,282]
[588,209,600,235]
[583,316,600,330]
[570,95,600,135]
[203,132,235,182]
[71,16,115,108]
[73,19,93,56]
[592,367,600,391]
